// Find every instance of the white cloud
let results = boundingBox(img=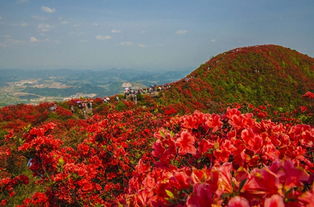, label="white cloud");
[138,43,146,48]
[96,35,112,40]
[210,39,216,43]
[120,41,133,46]
[92,23,99,27]
[111,29,121,33]
[41,6,56,14]
[176,30,188,35]
[0,16,3,21]
[38,24,53,32]
[30,36,40,43]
